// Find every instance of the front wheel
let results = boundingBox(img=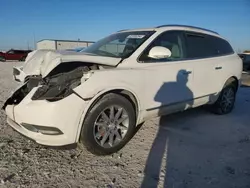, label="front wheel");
[80,93,136,155]
[0,56,6,62]
[209,82,237,115]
